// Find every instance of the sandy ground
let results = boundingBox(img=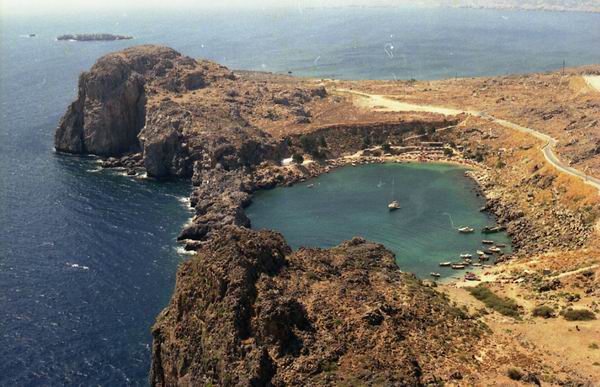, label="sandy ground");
[444,284,600,383]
